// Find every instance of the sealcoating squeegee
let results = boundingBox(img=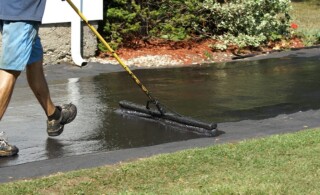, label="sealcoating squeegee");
[65,0,218,136]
